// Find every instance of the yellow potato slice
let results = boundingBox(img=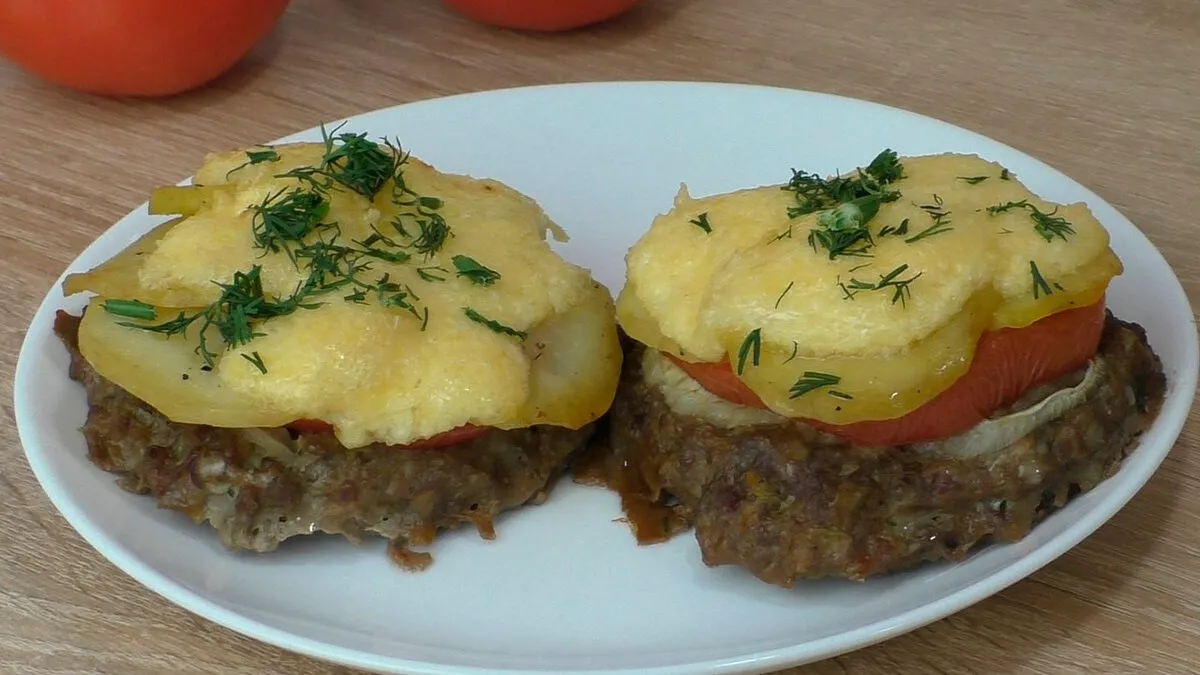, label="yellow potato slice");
[512,282,623,429]
[62,217,185,301]
[77,297,294,428]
